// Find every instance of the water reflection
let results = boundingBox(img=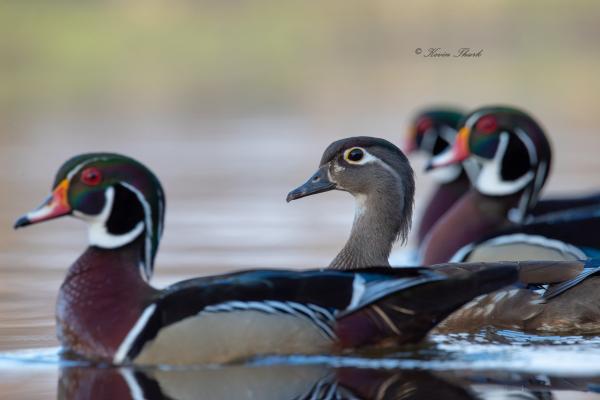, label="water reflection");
[58,363,600,400]
[4,338,600,398]
[58,364,477,400]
